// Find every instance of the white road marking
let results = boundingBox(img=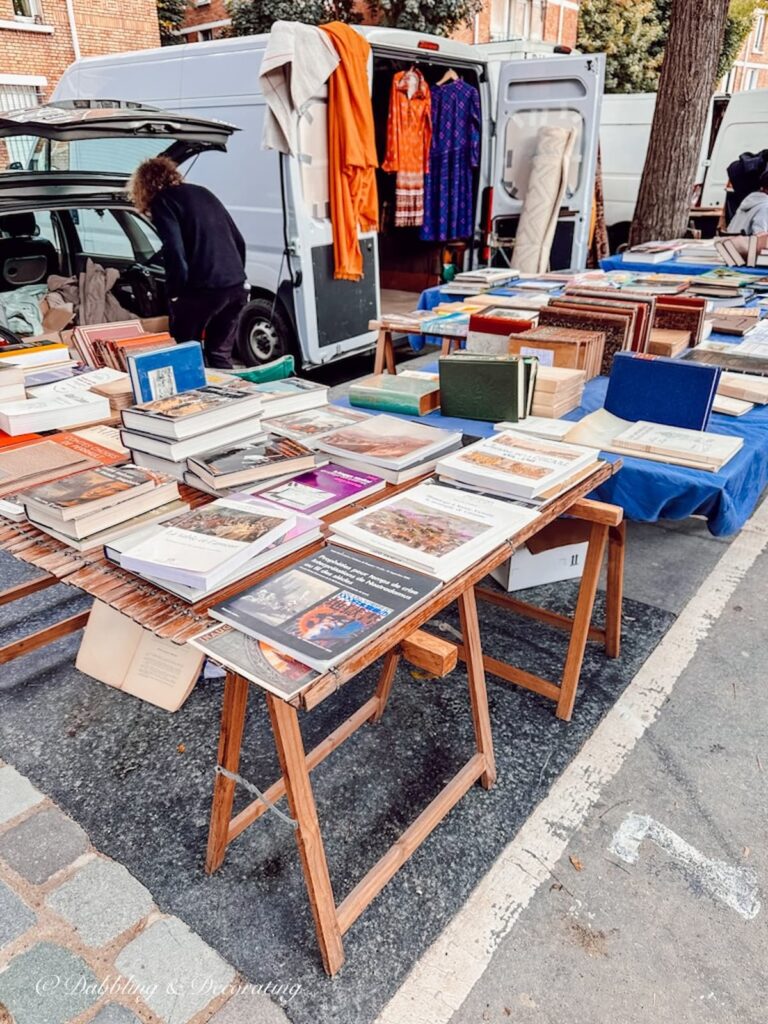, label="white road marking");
[609,812,761,919]
[376,505,768,1024]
